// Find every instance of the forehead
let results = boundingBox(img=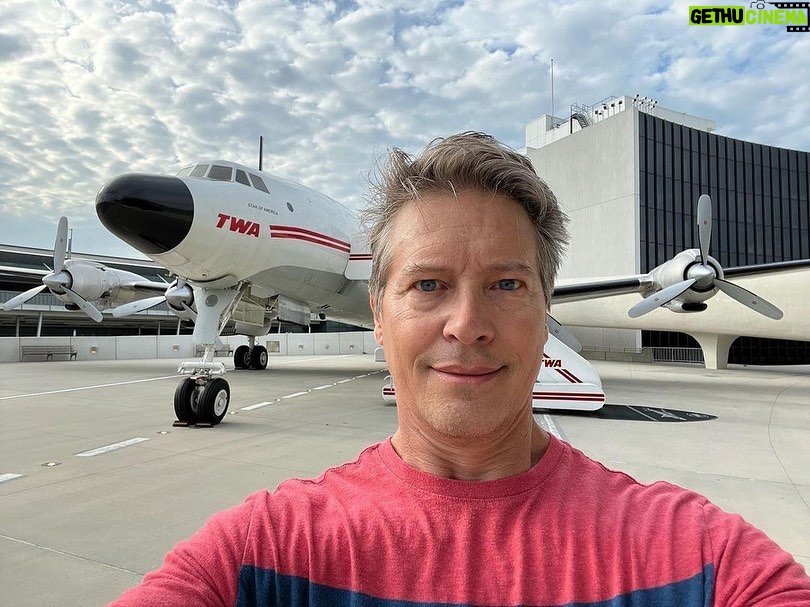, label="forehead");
[386,189,540,272]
